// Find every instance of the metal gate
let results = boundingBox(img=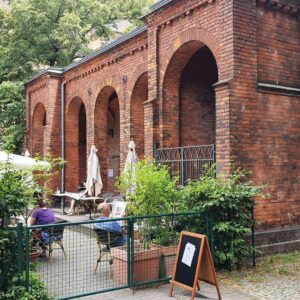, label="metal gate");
[155,144,215,185]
